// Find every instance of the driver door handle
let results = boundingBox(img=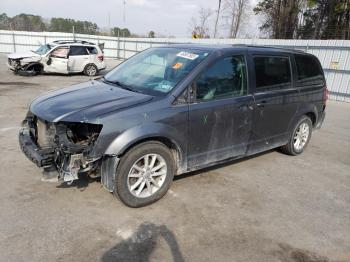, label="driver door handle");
[256,100,267,107]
